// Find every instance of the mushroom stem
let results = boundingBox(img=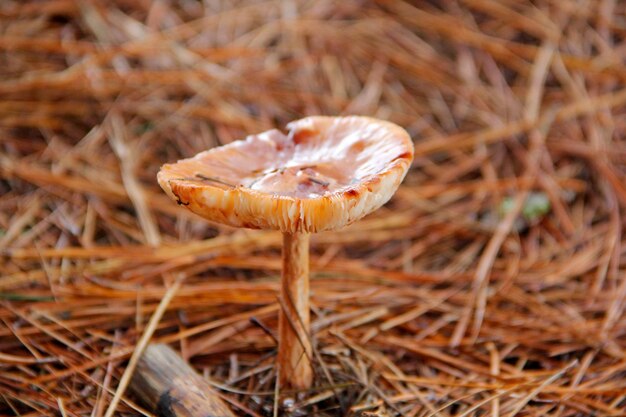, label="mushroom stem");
[278,231,313,389]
